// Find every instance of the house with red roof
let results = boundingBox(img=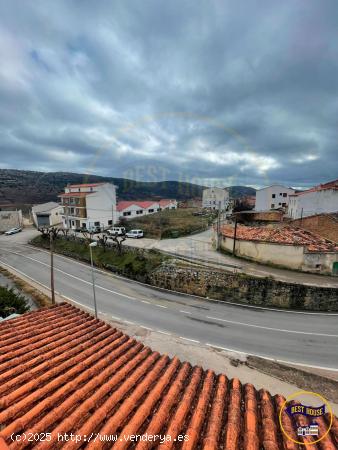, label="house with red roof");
[58,182,117,231]
[117,199,177,219]
[288,179,338,219]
